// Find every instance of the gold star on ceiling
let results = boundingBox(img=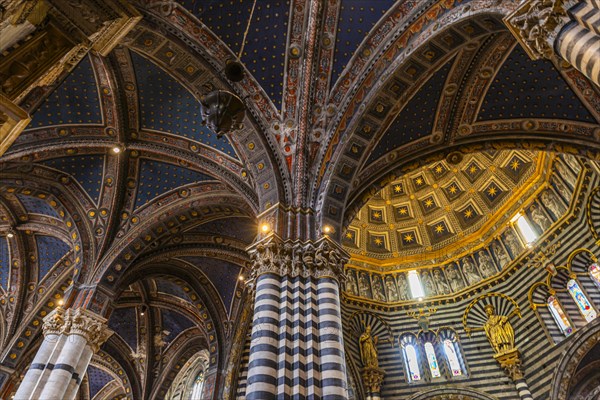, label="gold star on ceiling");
[435,165,443,174]
[464,209,474,218]
[398,207,408,215]
[424,198,434,208]
[448,185,458,194]
[374,238,383,246]
[404,233,414,242]
[372,211,382,219]
[469,165,478,174]
[510,159,520,170]
[487,186,498,197]
[435,224,445,234]
[345,232,353,239]
[415,177,424,185]
[394,185,402,193]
